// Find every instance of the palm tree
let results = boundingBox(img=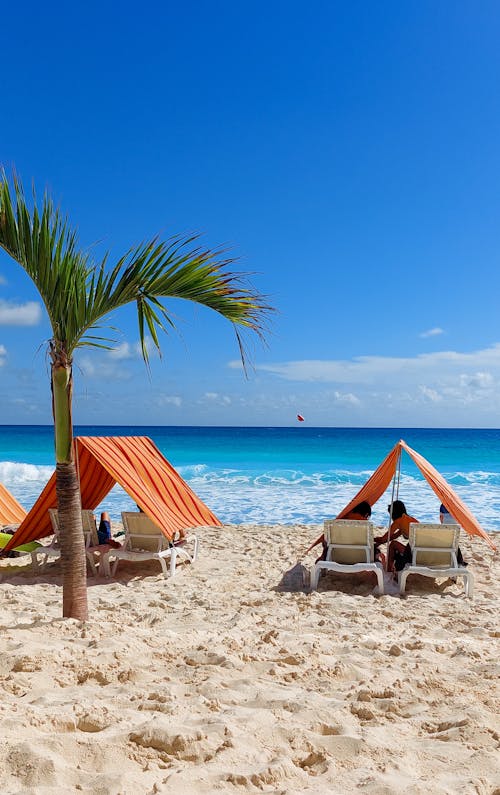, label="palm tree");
[0,172,271,620]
